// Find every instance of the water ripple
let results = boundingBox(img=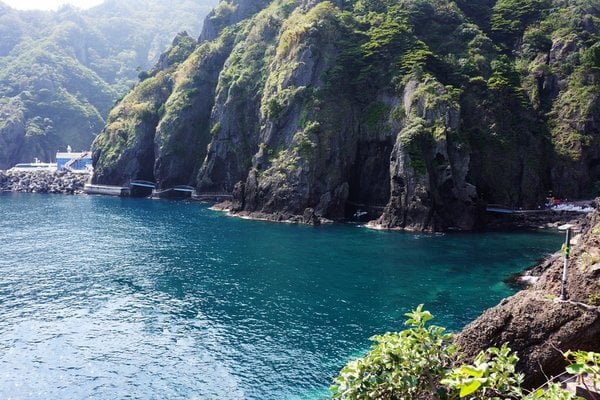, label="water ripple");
[0,193,562,399]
